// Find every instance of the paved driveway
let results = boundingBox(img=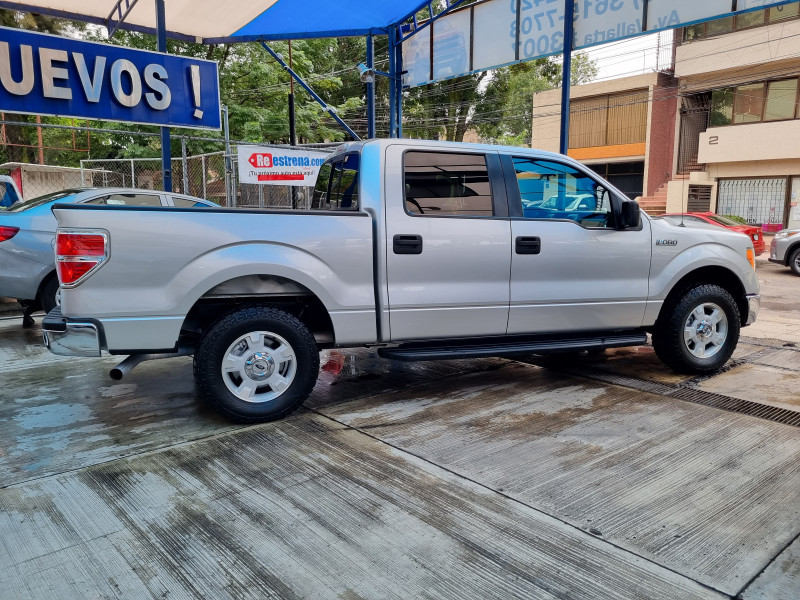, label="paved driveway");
[0,263,798,599]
